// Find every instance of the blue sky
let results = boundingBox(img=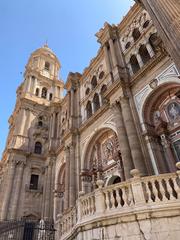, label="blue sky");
[0,0,134,157]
